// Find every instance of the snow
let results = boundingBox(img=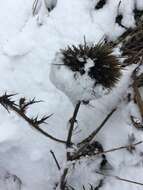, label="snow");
[68,157,103,189]
[118,0,135,28]
[136,0,143,10]
[0,0,142,189]
[50,55,110,105]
